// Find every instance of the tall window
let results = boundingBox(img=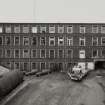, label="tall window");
[67,26,73,33]
[0,27,2,33]
[23,62,29,71]
[5,49,11,58]
[32,37,37,46]
[80,26,86,33]
[49,63,55,70]
[0,49,3,58]
[40,37,46,46]
[14,36,20,45]
[92,26,98,33]
[49,26,55,33]
[31,50,37,58]
[14,62,20,70]
[79,38,85,46]
[23,26,29,33]
[79,50,85,59]
[92,37,98,46]
[58,49,64,58]
[14,50,20,58]
[23,50,29,58]
[40,62,46,70]
[40,26,46,33]
[23,37,29,46]
[49,37,55,46]
[67,37,73,46]
[101,37,105,45]
[14,26,20,33]
[5,36,11,45]
[6,62,11,69]
[0,37,2,45]
[32,27,37,33]
[5,26,11,33]
[92,49,98,58]
[32,62,37,70]
[58,26,64,33]
[58,37,64,46]
[101,26,105,33]
[101,50,105,57]
[40,49,46,58]
[67,49,73,58]
[49,50,55,58]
